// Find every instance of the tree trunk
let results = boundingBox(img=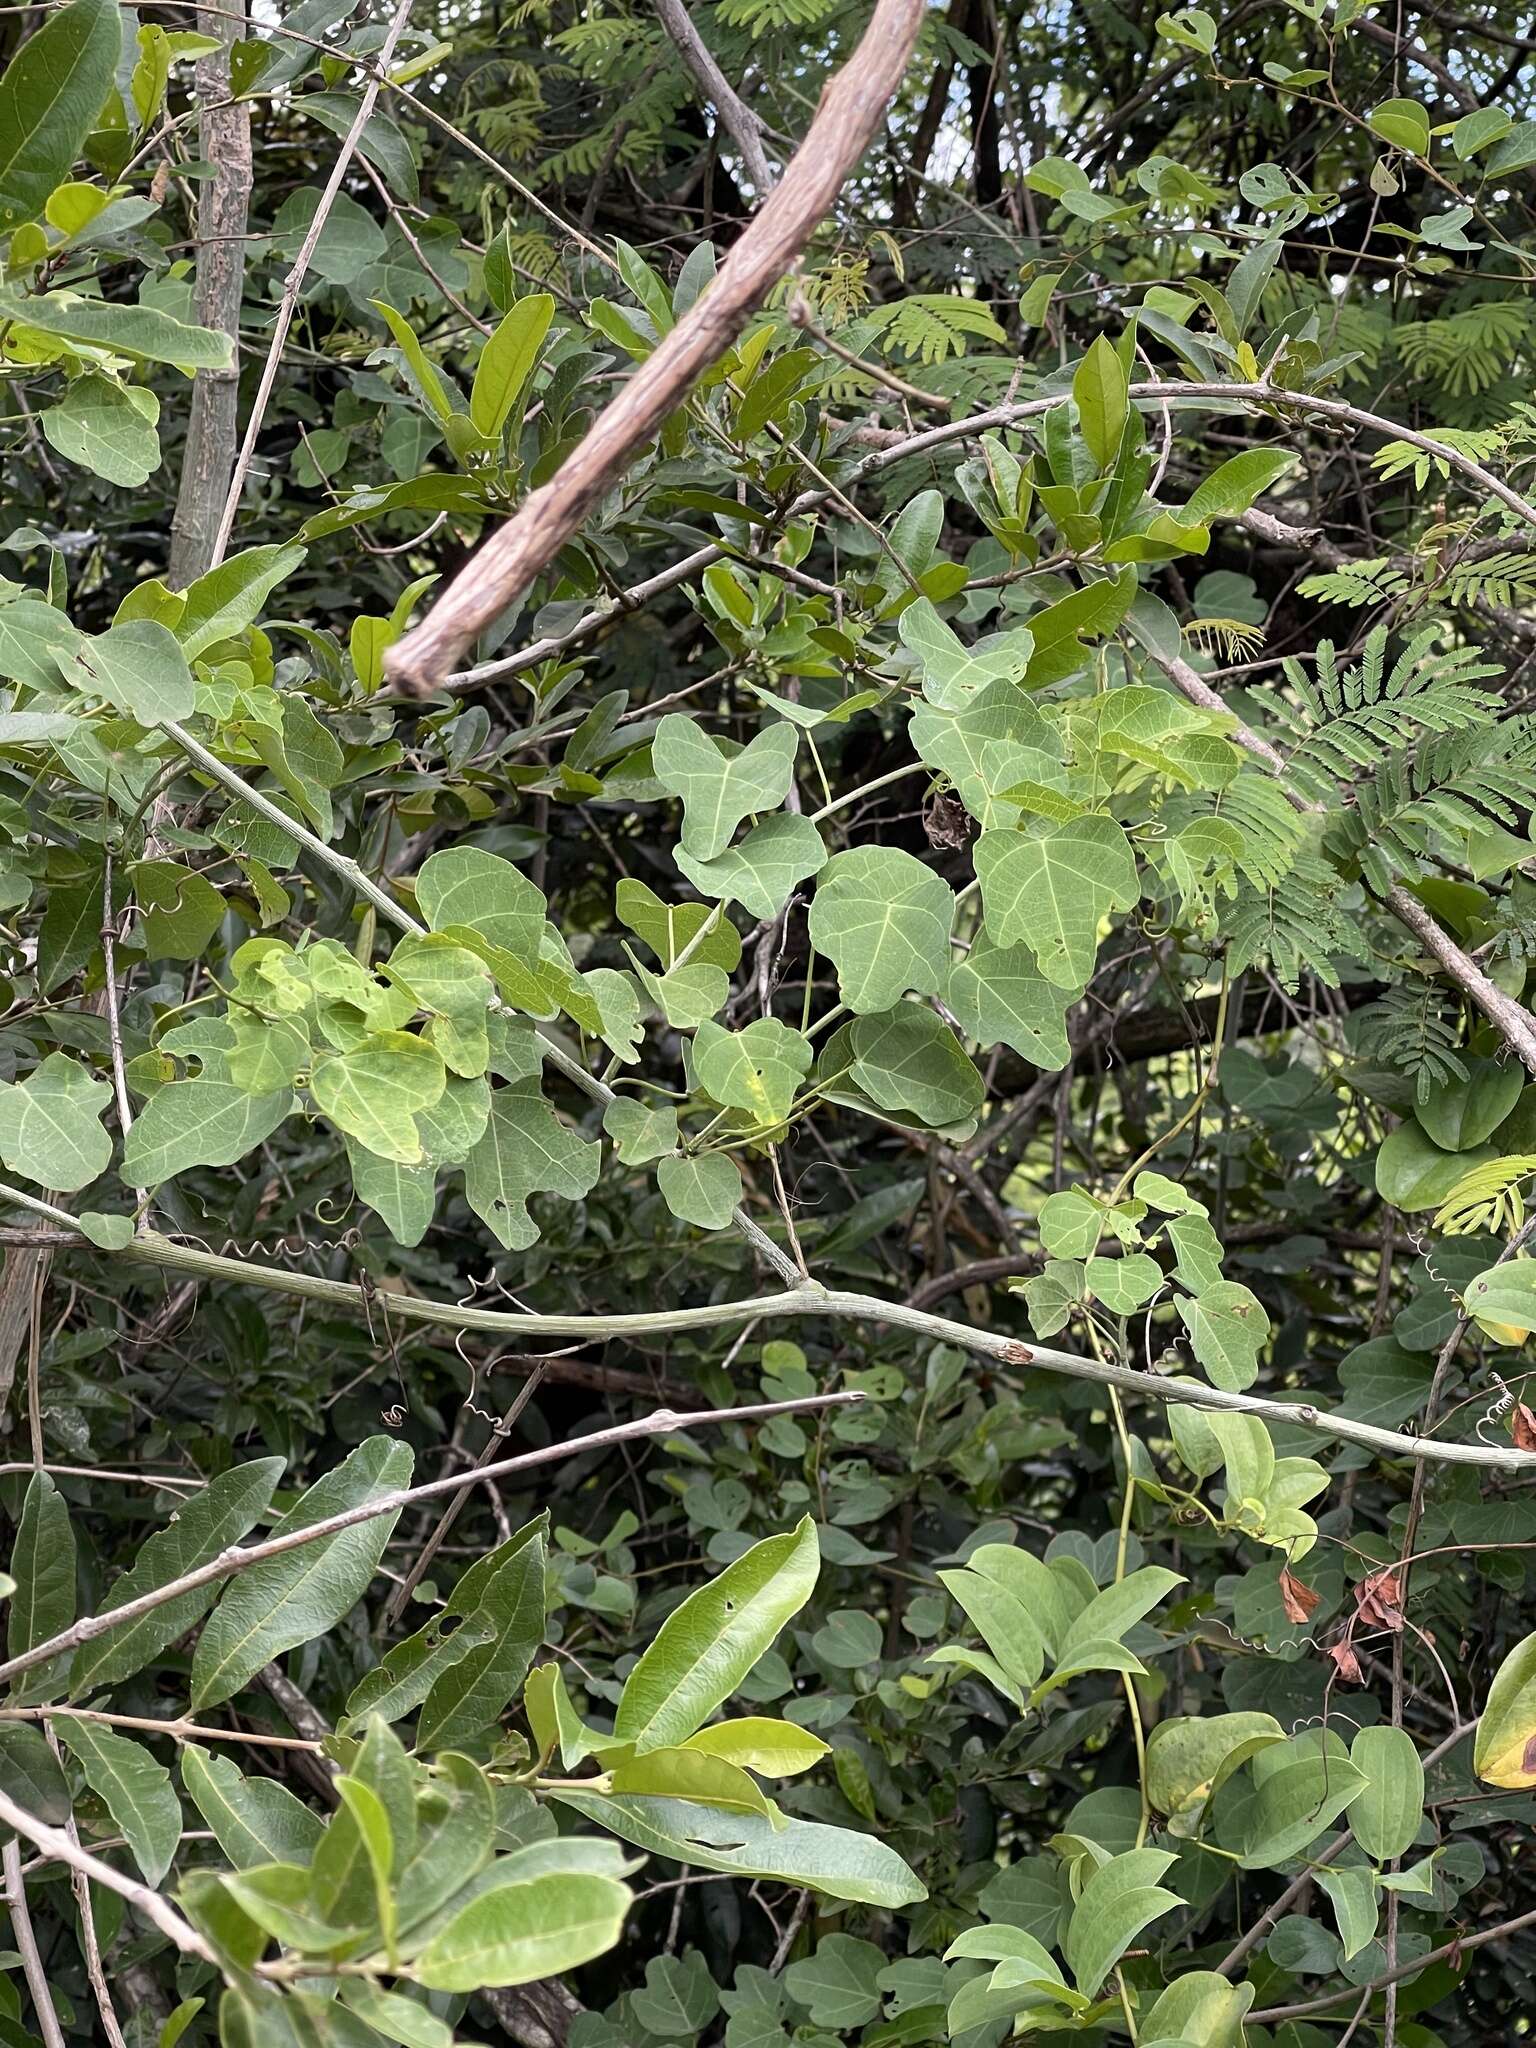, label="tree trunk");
[169,2,252,588]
